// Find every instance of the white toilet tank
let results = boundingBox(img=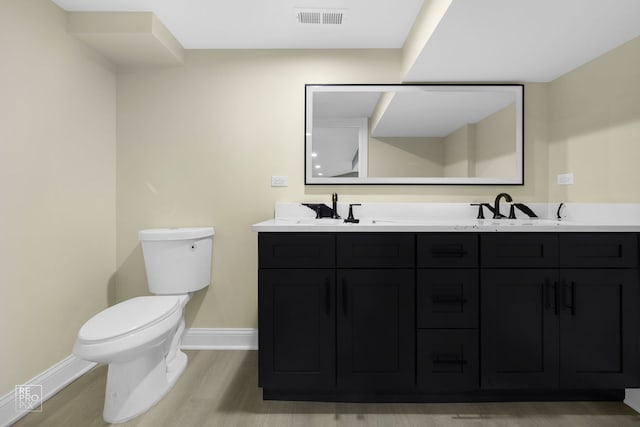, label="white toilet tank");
[138,227,214,294]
